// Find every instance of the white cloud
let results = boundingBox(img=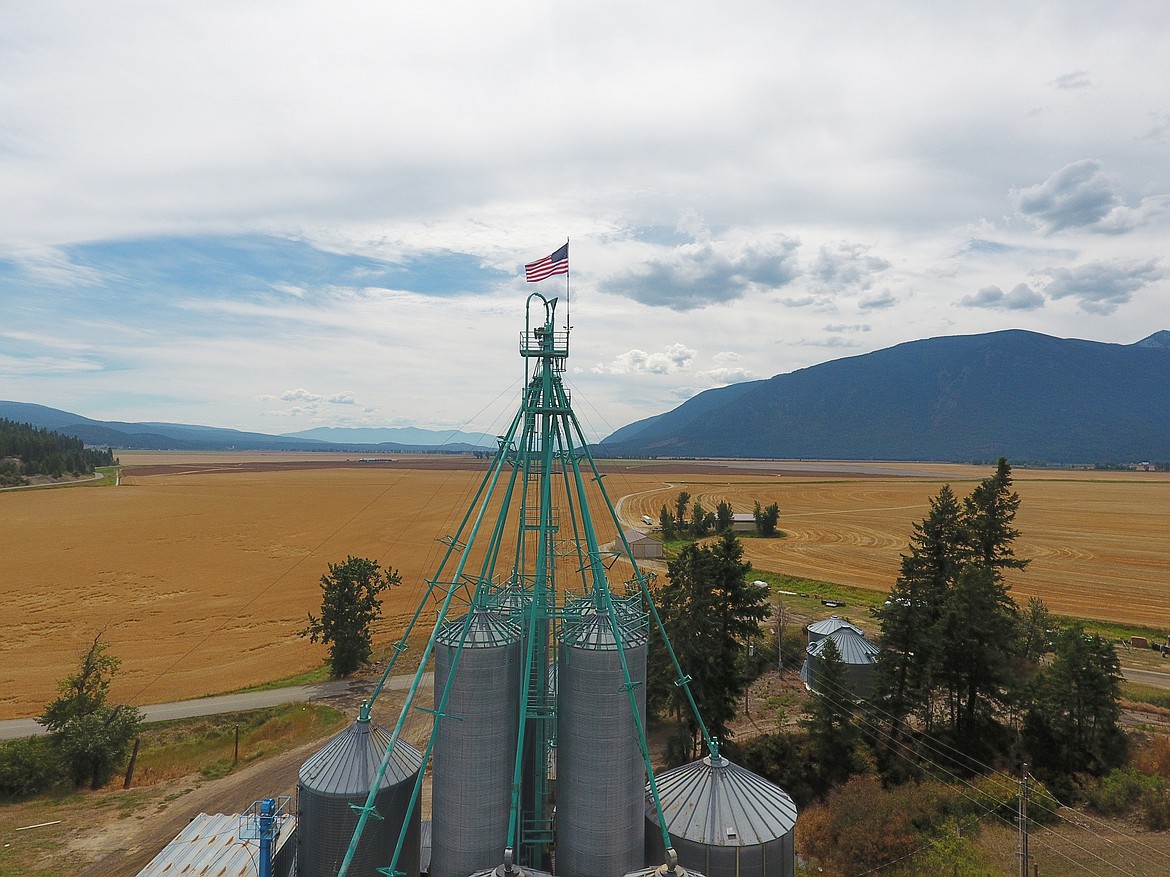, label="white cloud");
[958,283,1045,311]
[810,242,890,293]
[1034,259,1163,315]
[280,388,322,403]
[328,392,356,405]
[593,343,697,375]
[696,366,757,385]
[603,235,800,311]
[1011,160,1169,235]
